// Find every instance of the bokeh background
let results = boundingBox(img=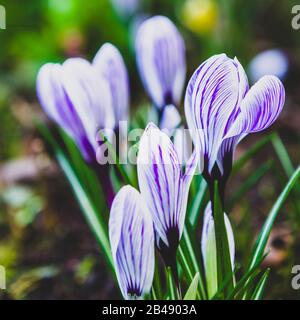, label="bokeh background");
[0,0,300,299]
